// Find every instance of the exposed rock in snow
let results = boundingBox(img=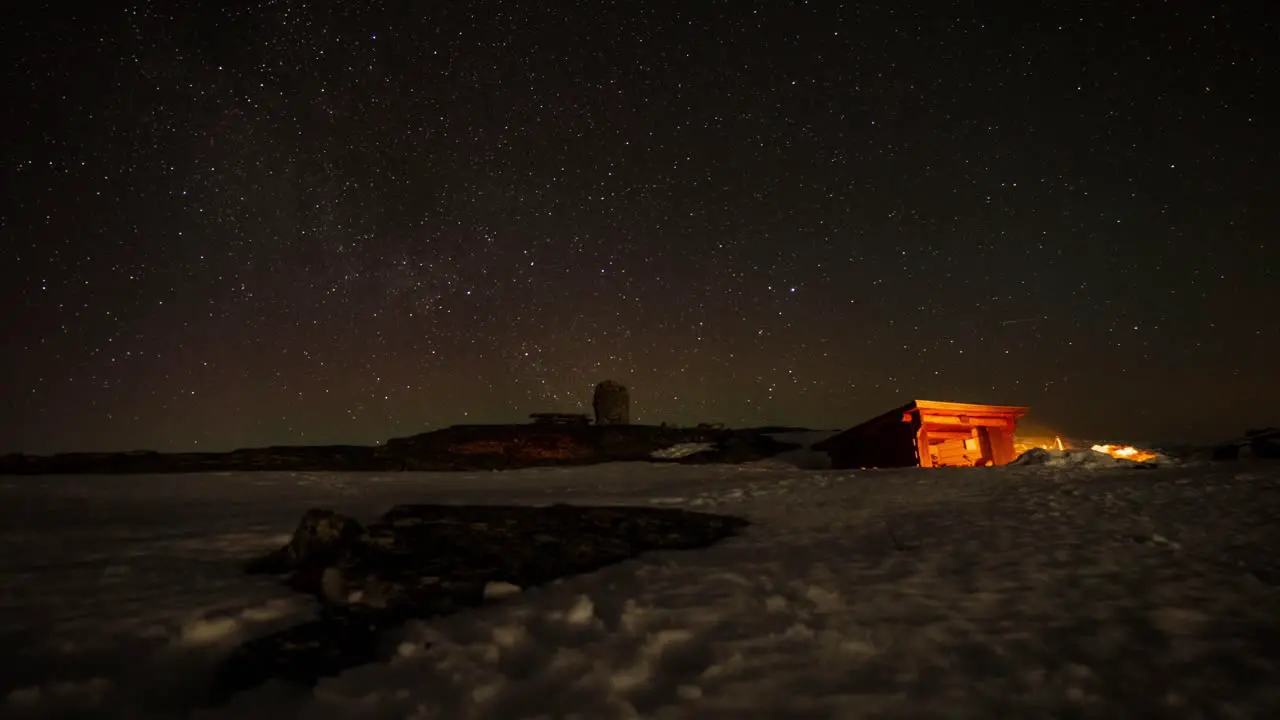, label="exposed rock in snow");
[1213,427,1280,461]
[217,503,748,701]
[243,508,366,576]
